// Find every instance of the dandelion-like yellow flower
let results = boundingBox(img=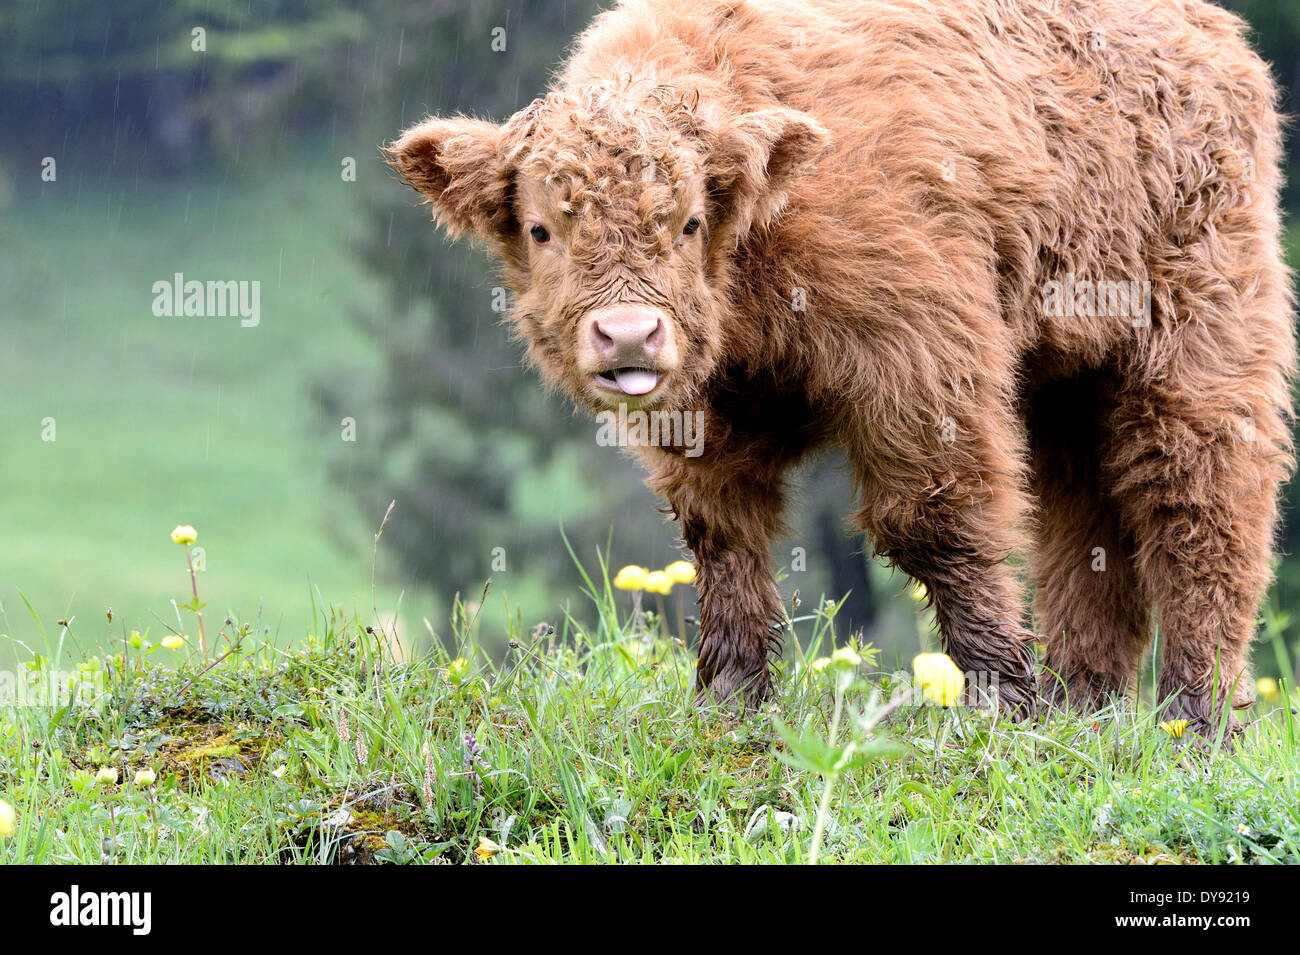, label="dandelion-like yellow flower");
[95,767,119,786]
[664,560,696,585]
[170,525,197,545]
[446,657,470,686]
[613,565,649,591]
[643,571,673,595]
[160,635,185,650]
[1256,677,1280,703]
[133,769,156,787]
[1159,719,1189,739]
[0,799,15,838]
[912,653,965,707]
[830,646,863,670]
[474,835,501,861]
